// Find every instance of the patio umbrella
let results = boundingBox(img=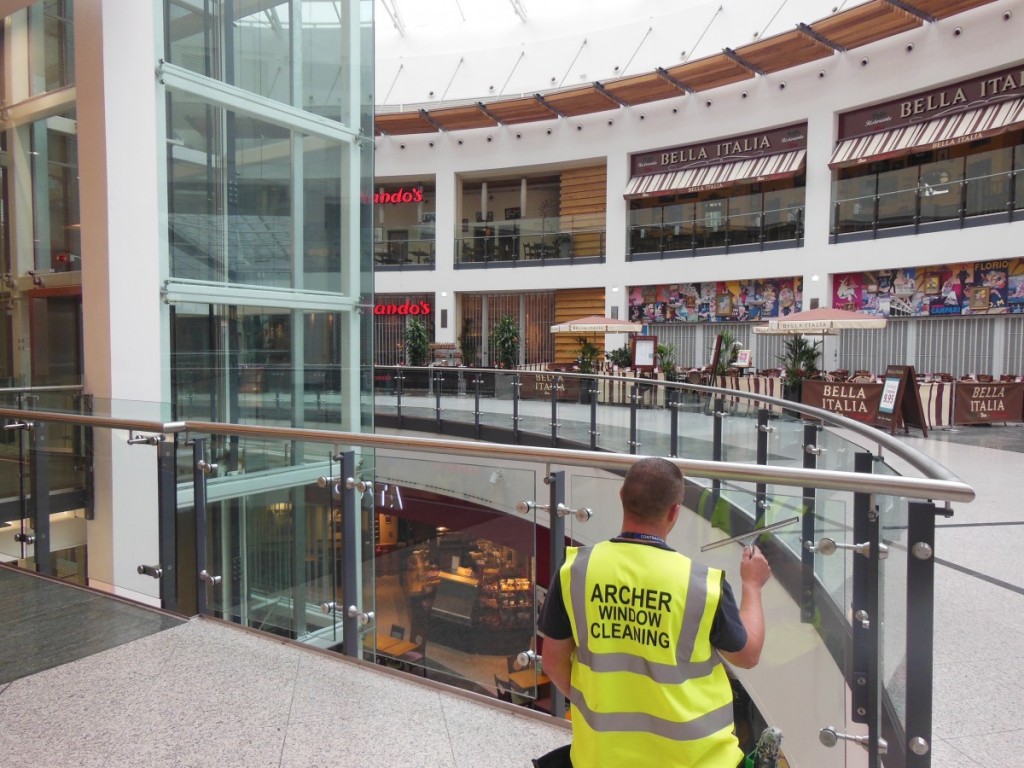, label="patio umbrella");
[549,315,643,333]
[751,307,886,335]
